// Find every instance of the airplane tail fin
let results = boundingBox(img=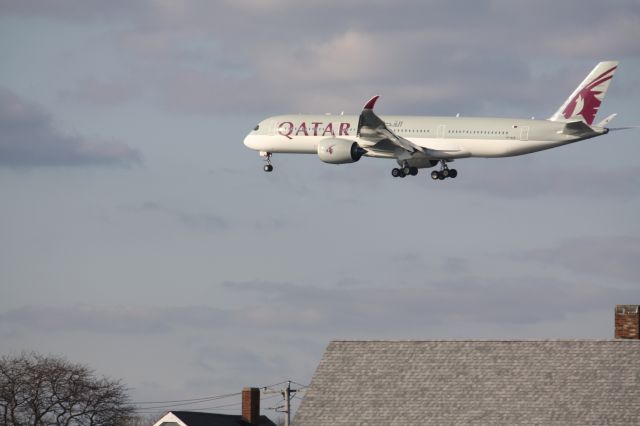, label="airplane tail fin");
[549,61,618,125]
